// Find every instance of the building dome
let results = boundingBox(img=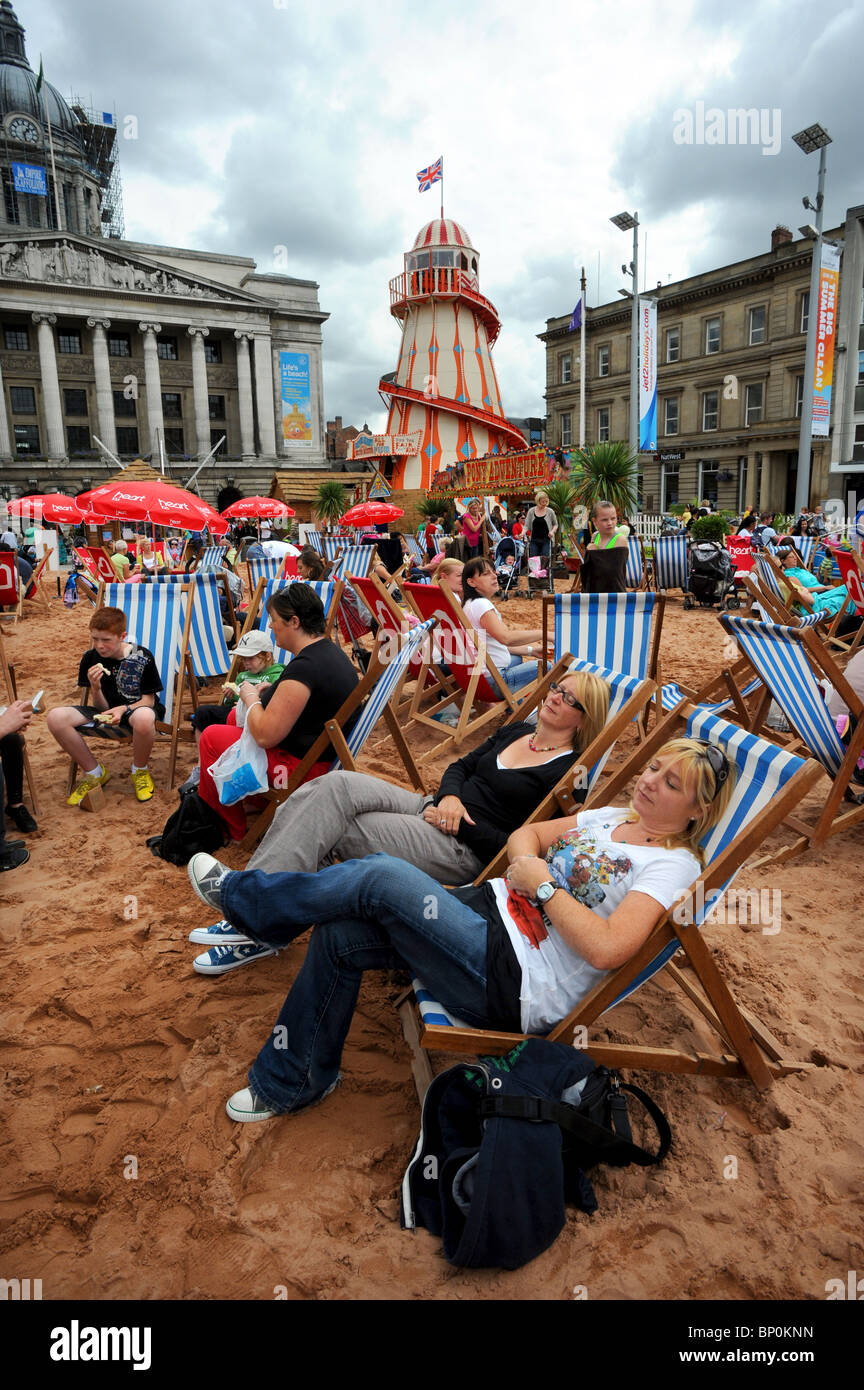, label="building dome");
[0,1,82,142]
[412,218,475,251]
